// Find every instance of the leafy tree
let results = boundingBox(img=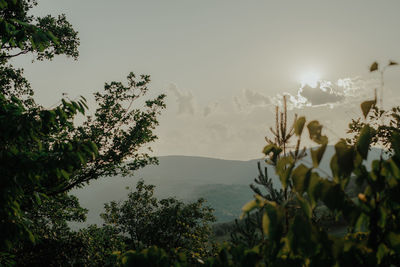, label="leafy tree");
[101,180,216,260]
[230,211,263,247]
[0,0,165,255]
[75,225,126,267]
[240,98,400,265]
[122,95,400,266]
[12,194,87,265]
[230,96,306,247]
[0,0,79,62]
[347,61,399,151]
[0,92,96,250]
